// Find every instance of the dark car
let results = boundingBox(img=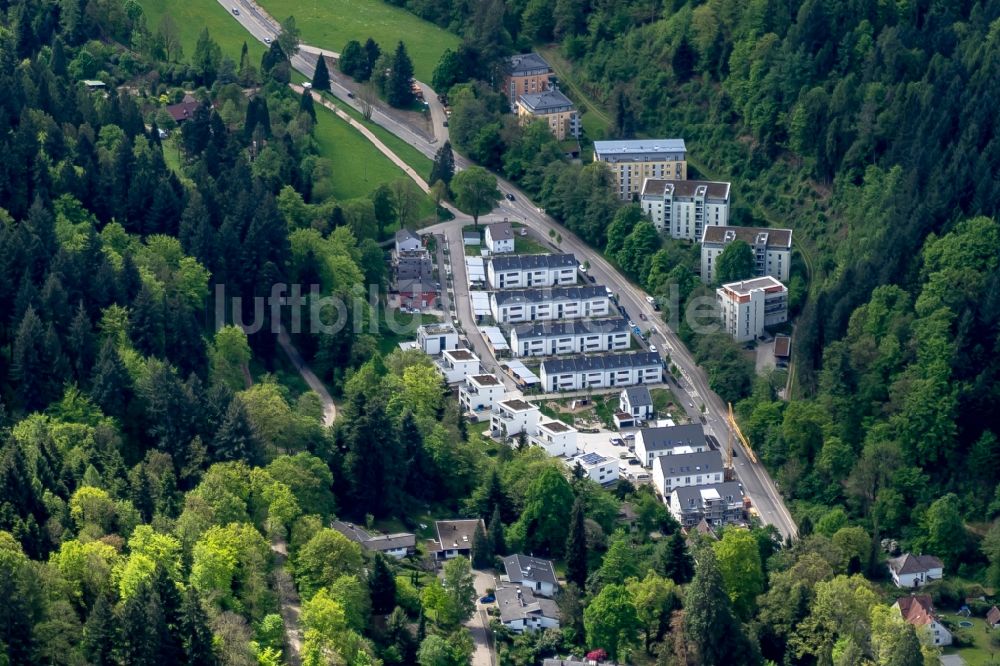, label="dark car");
[443,120,449,127]
[639,313,647,320]
[347,92,355,98]
[479,594,495,604]
[586,274,596,283]
[628,459,641,466]
[505,193,515,201]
